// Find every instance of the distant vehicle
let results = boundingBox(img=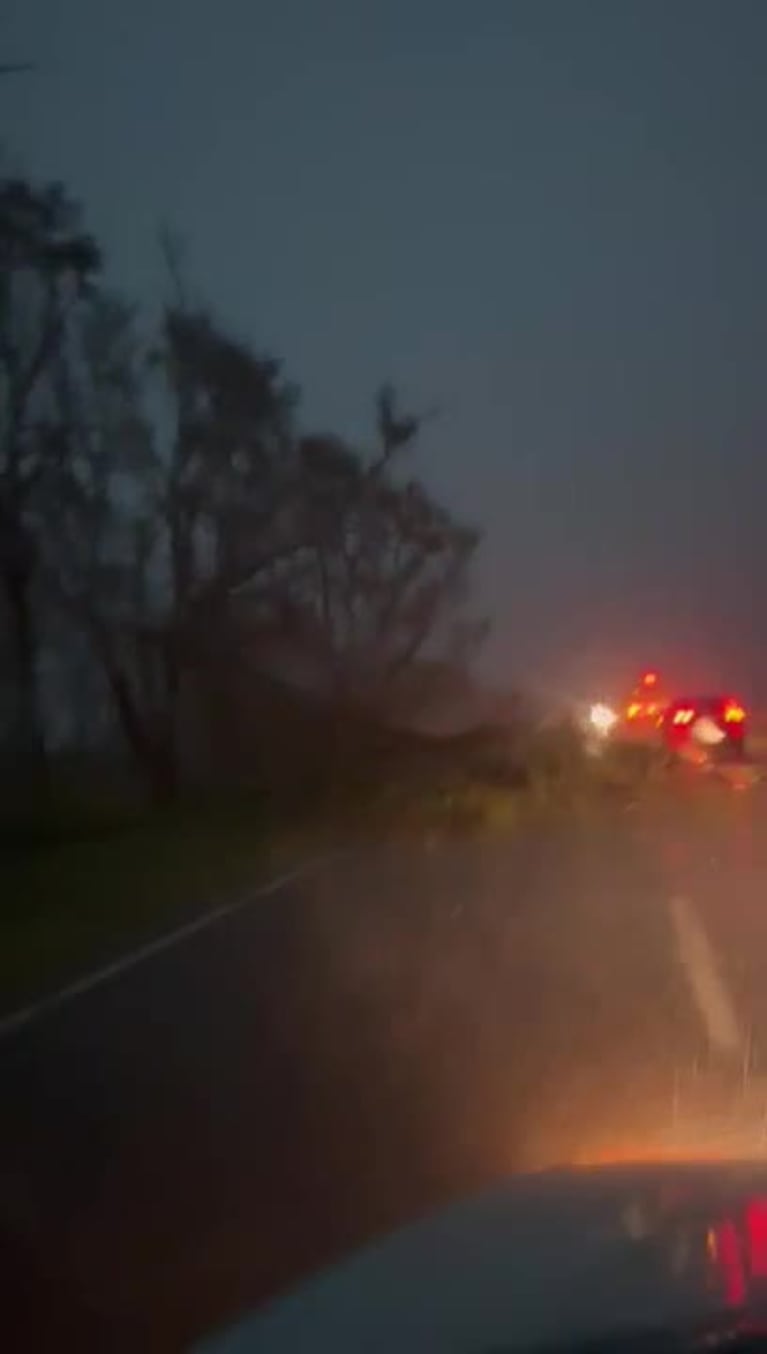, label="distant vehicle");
[584,675,751,778]
[662,695,748,764]
[621,669,669,737]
